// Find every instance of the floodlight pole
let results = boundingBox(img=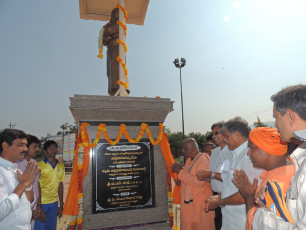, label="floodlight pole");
[179,67,185,141]
[173,58,186,143]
